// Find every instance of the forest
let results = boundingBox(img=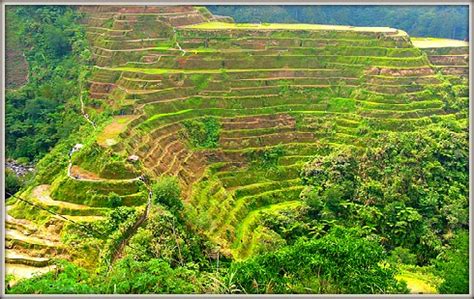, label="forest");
[4,5,470,295]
